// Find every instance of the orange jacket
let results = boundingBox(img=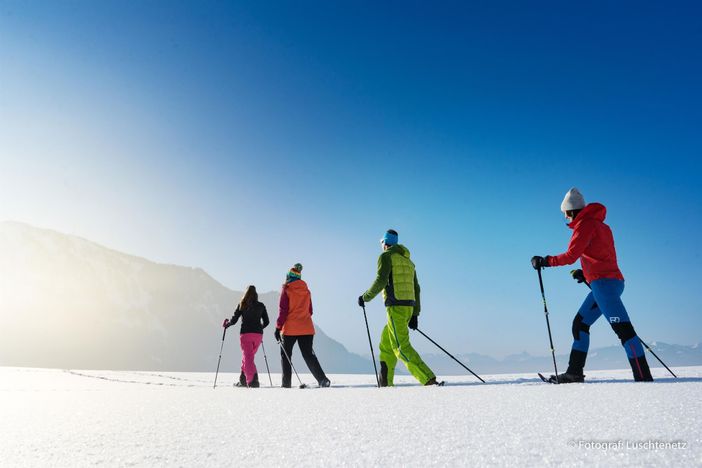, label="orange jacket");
[276,279,315,336]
